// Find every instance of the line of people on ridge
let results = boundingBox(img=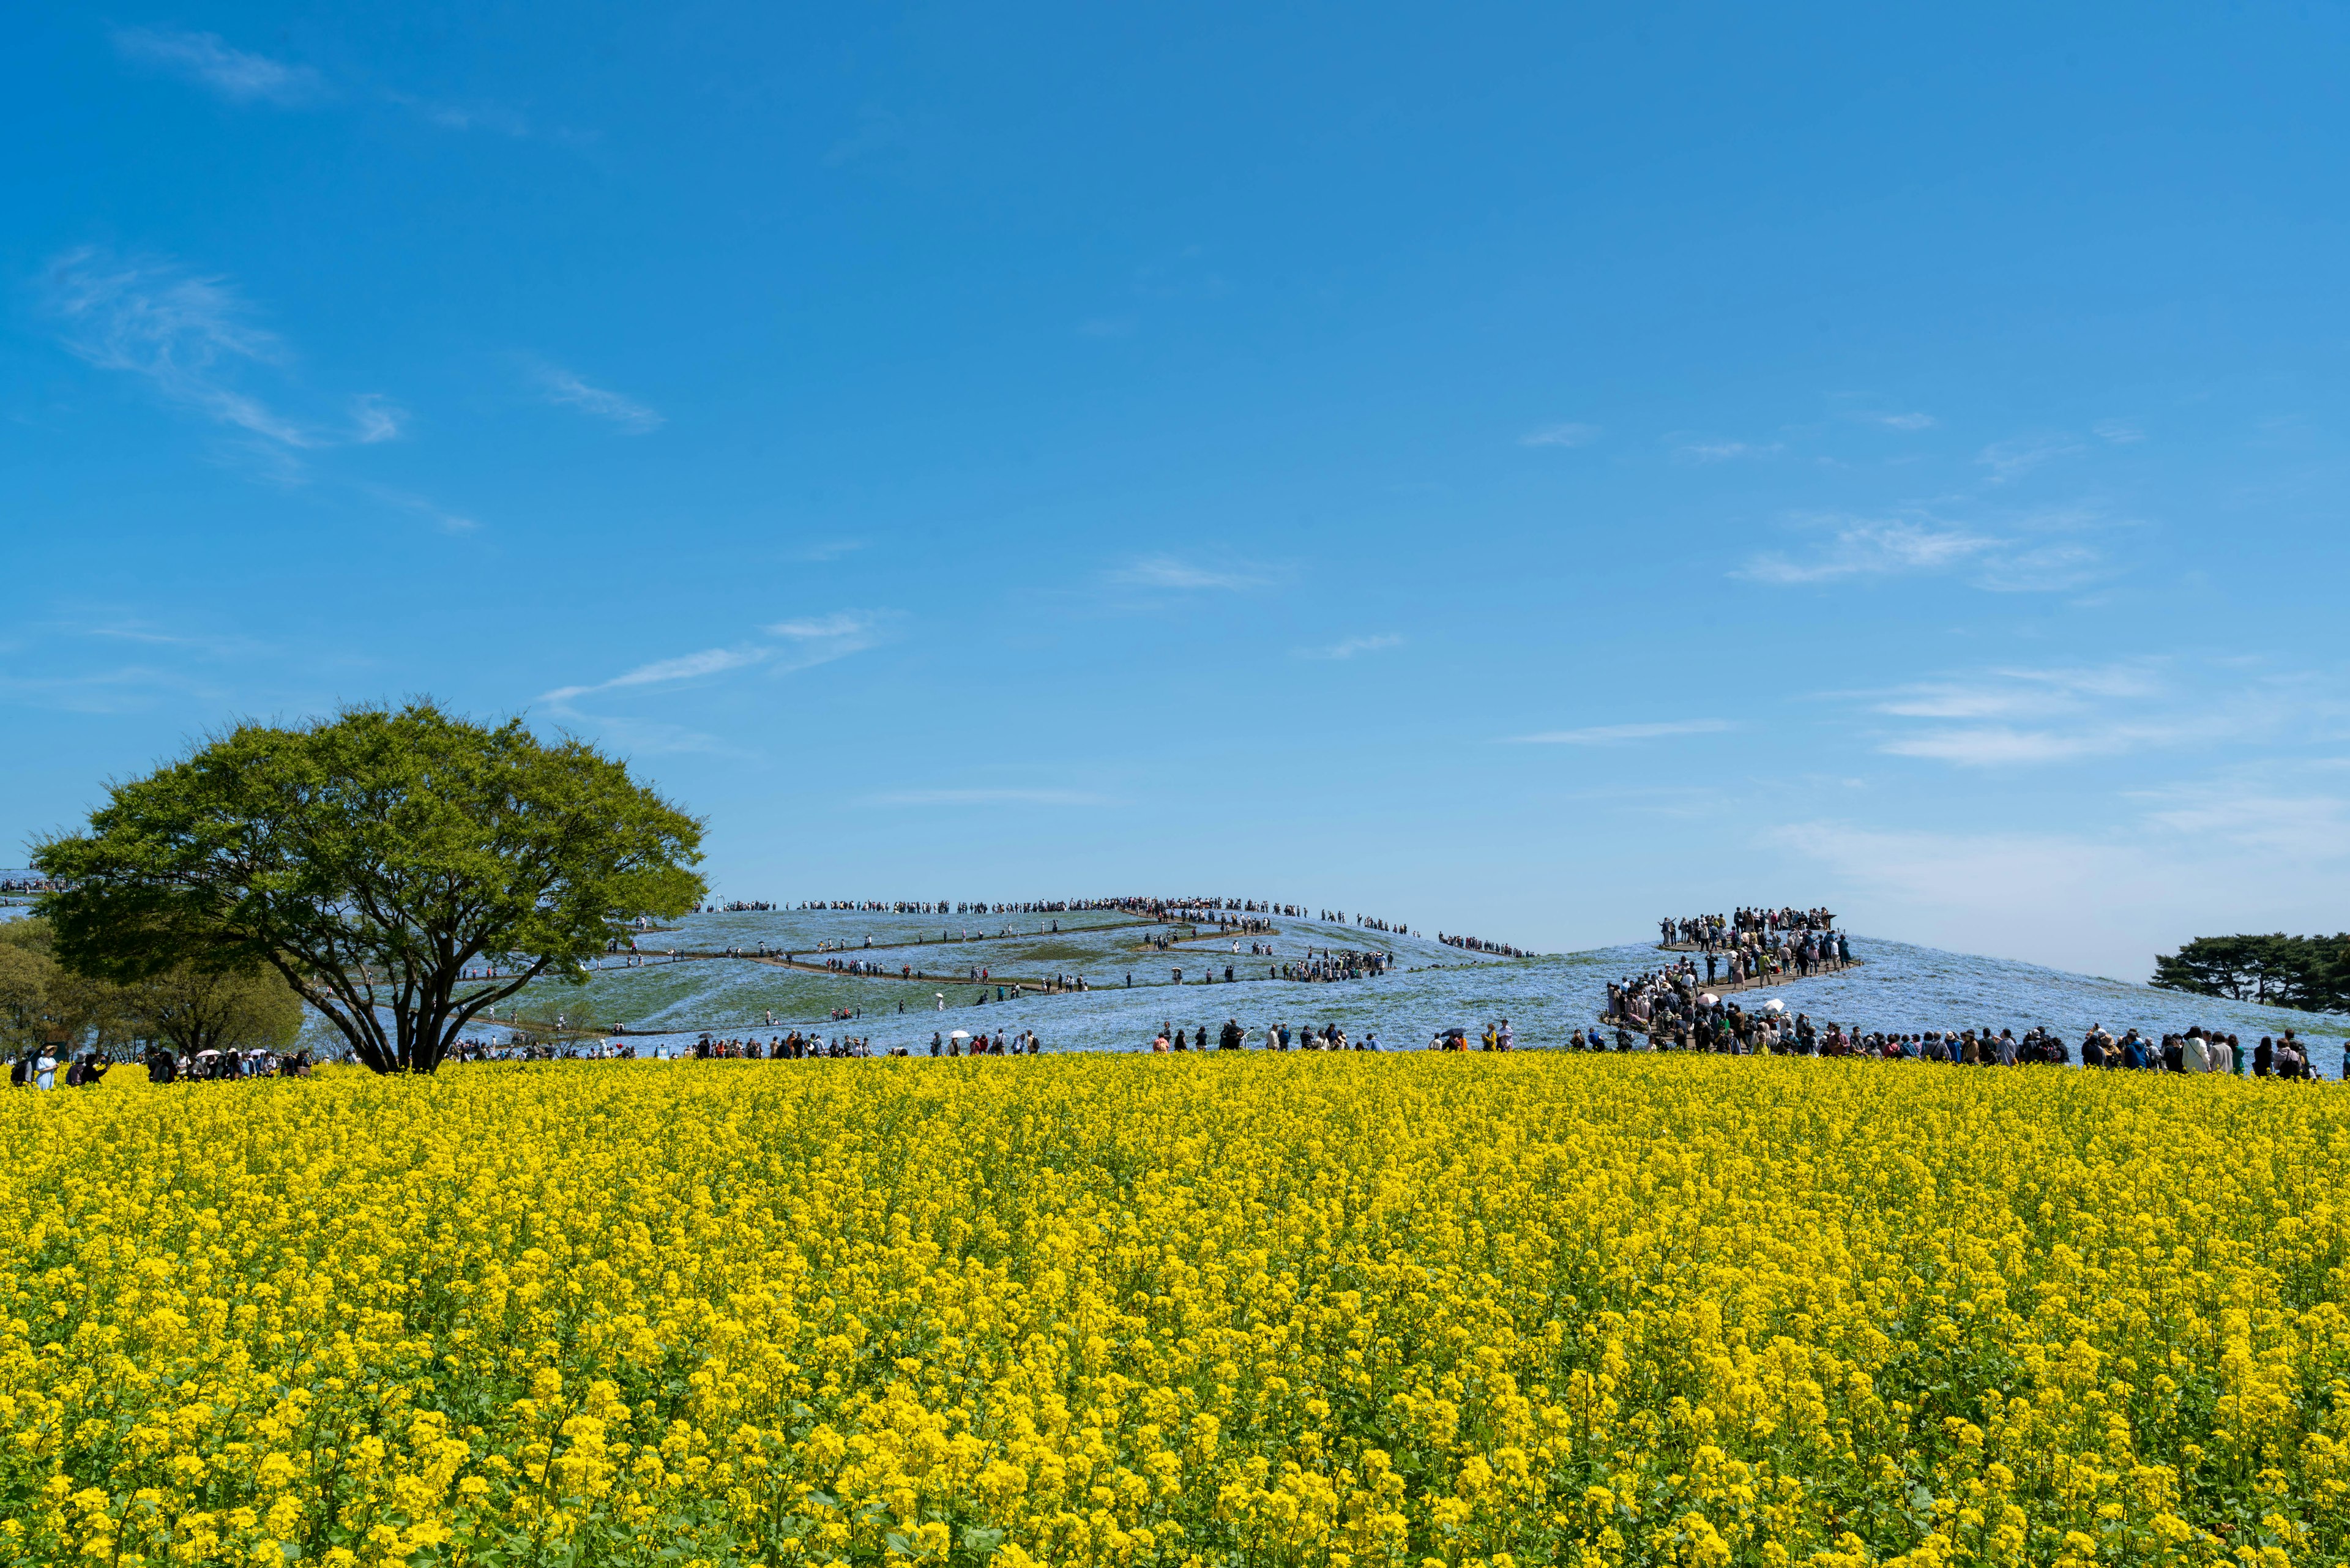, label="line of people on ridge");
[1438,933,1534,958]
[1661,908,1838,949]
